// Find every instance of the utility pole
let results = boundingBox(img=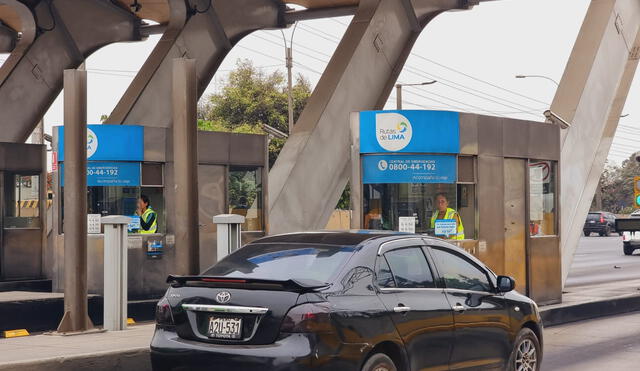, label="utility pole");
[281,24,298,135]
[286,46,294,134]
